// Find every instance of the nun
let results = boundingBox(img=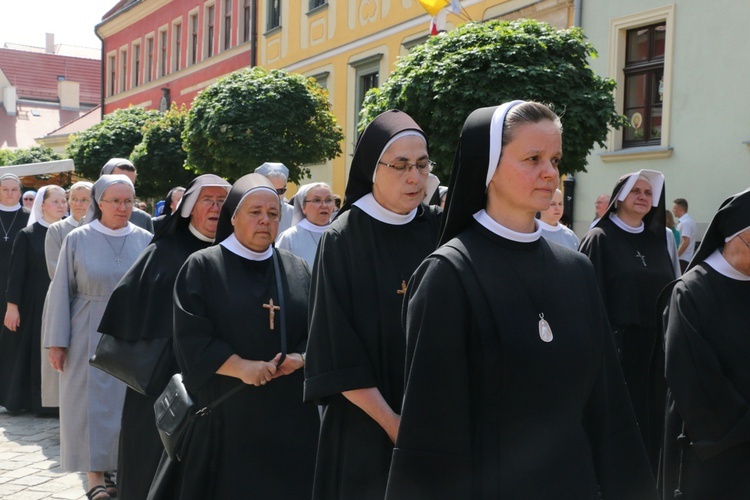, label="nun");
[304,109,442,499]
[0,174,30,336]
[98,158,154,233]
[168,173,319,499]
[45,181,93,279]
[96,174,230,500]
[43,175,152,500]
[660,188,750,499]
[276,182,334,268]
[386,101,656,499]
[254,162,295,236]
[0,185,67,415]
[579,169,676,471]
